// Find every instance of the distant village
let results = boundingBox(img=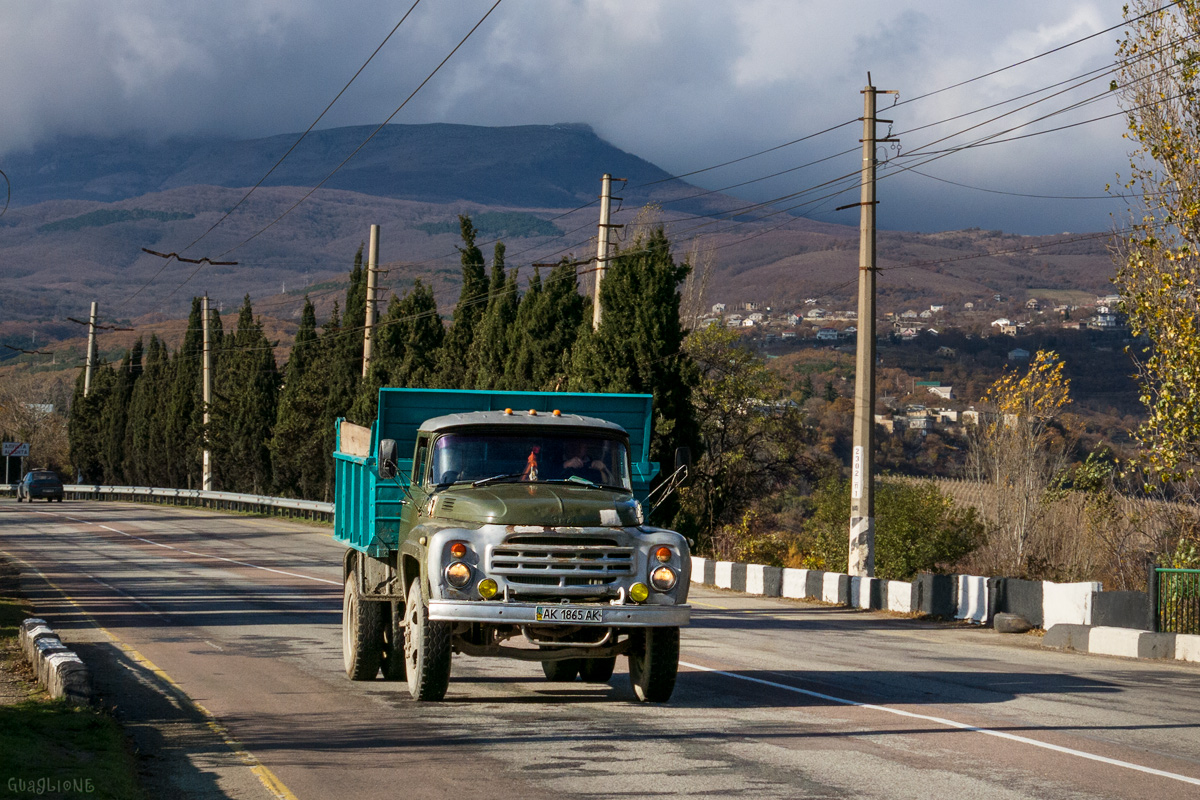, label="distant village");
[701,292,1130,438]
